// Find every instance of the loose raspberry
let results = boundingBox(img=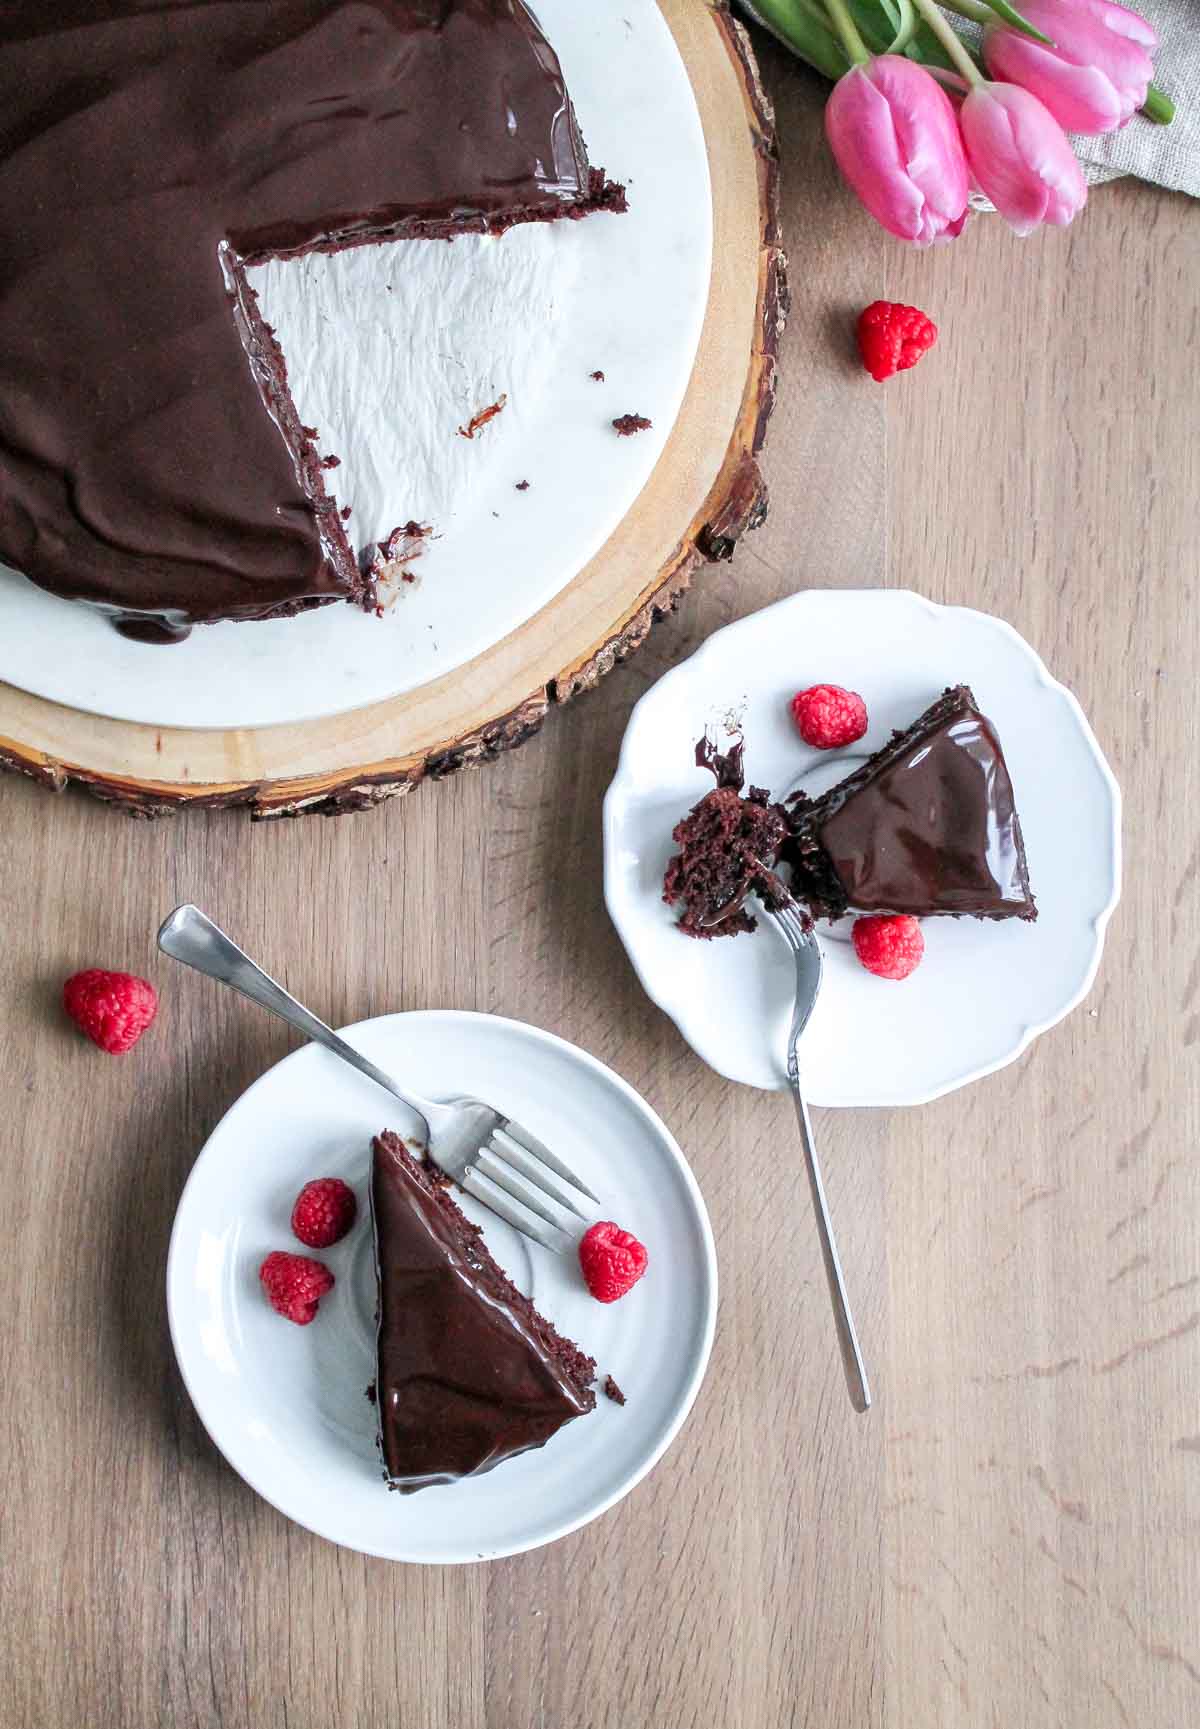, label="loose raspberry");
[857,301,937,382]
[790,684,868,750]
[852,914,925,981]
[291,1177,357,1248]
[259,1251,335,1325]
[579,1221,649,1304]
[63,968,158,1054]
